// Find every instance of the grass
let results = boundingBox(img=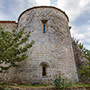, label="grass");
[0,83,90,89]
[0,84,53,88]
[14,84,53,88]
[71,84,90,88]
